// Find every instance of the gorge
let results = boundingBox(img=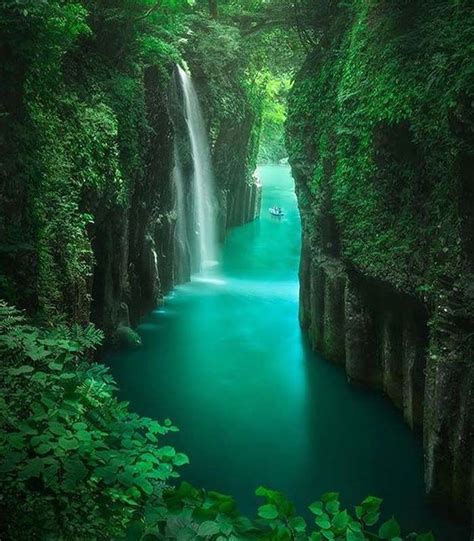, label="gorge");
[107,164,467,540]
[0,1,473,540]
